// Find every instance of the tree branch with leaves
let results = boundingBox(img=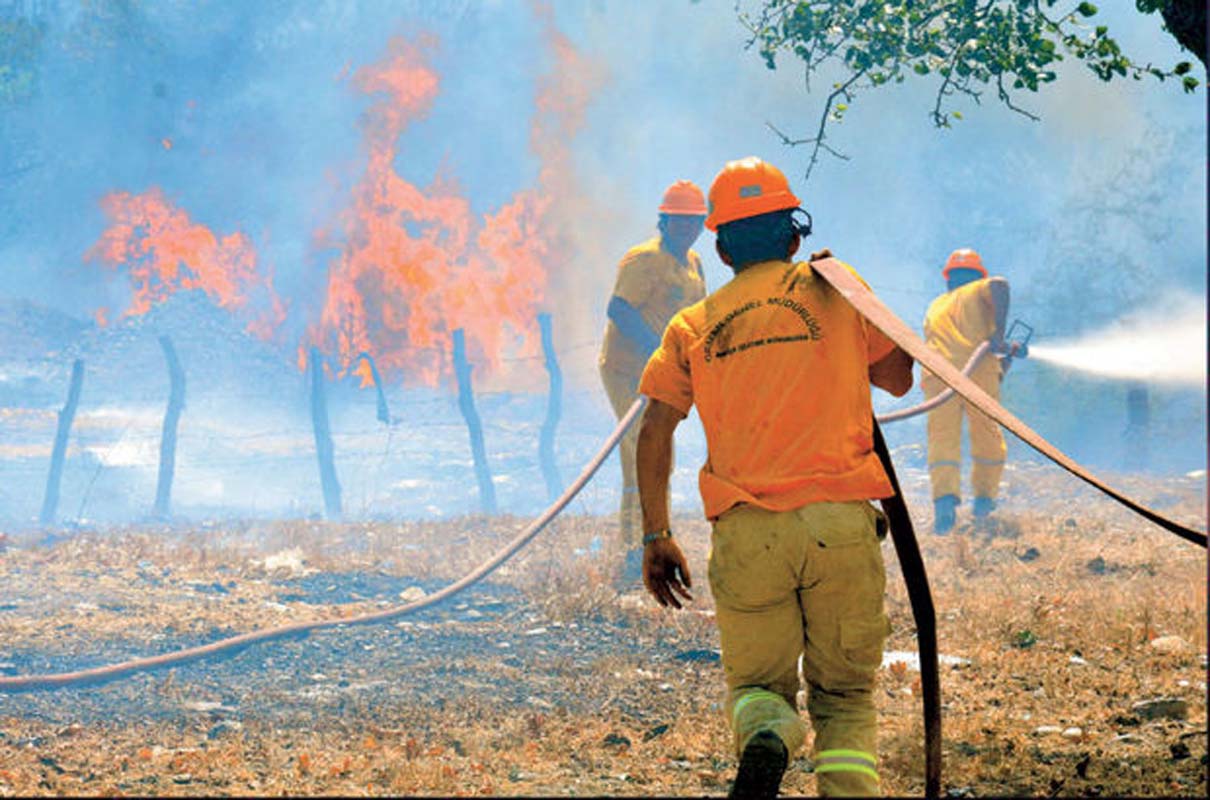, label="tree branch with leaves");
[740,0,1204,181]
